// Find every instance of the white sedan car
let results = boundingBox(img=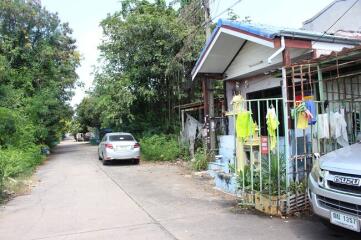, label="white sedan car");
[98,132,140,165]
